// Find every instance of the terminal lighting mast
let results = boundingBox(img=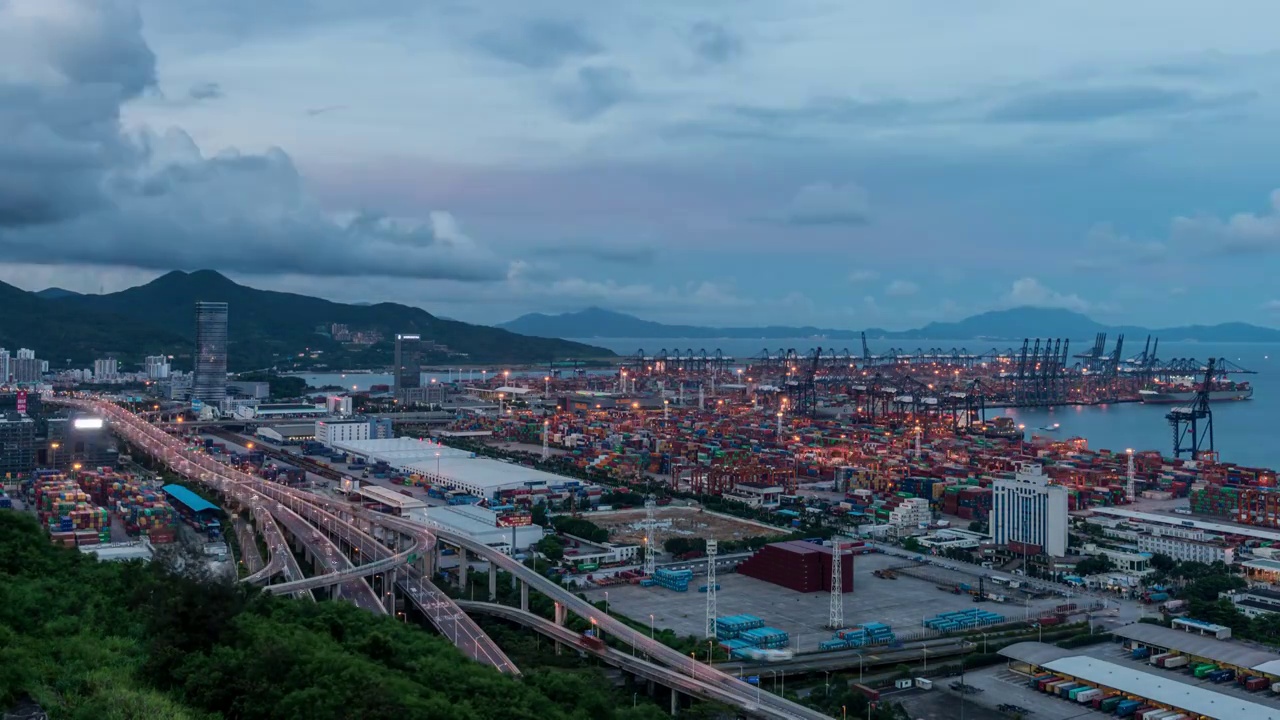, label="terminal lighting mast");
[643,495,658,578]
[705,540,718,639]
[1126,448,1136,503]
[541,421,550,460]
[828,538,844,629]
